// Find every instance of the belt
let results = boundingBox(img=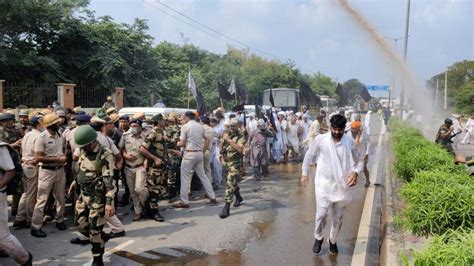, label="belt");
[41,165,64,170]
[186,150,202,152]
[125,163,143,169]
